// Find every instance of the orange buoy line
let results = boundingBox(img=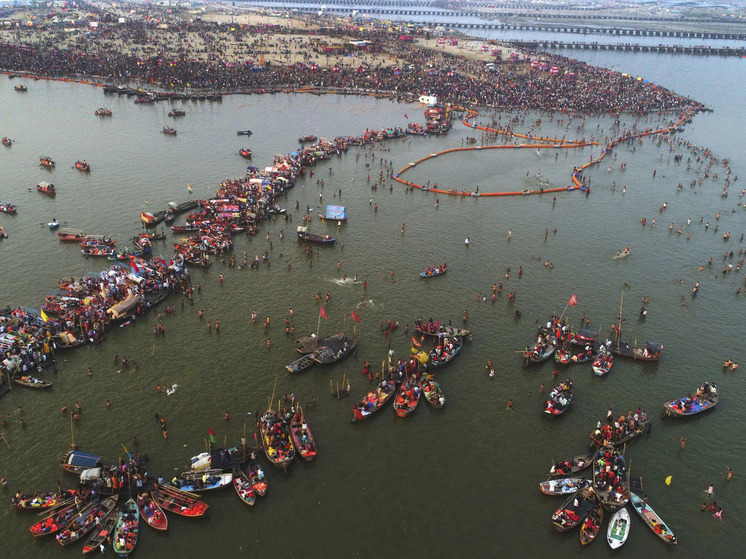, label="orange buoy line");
[459,108,600,146]
[393,106,696,198]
